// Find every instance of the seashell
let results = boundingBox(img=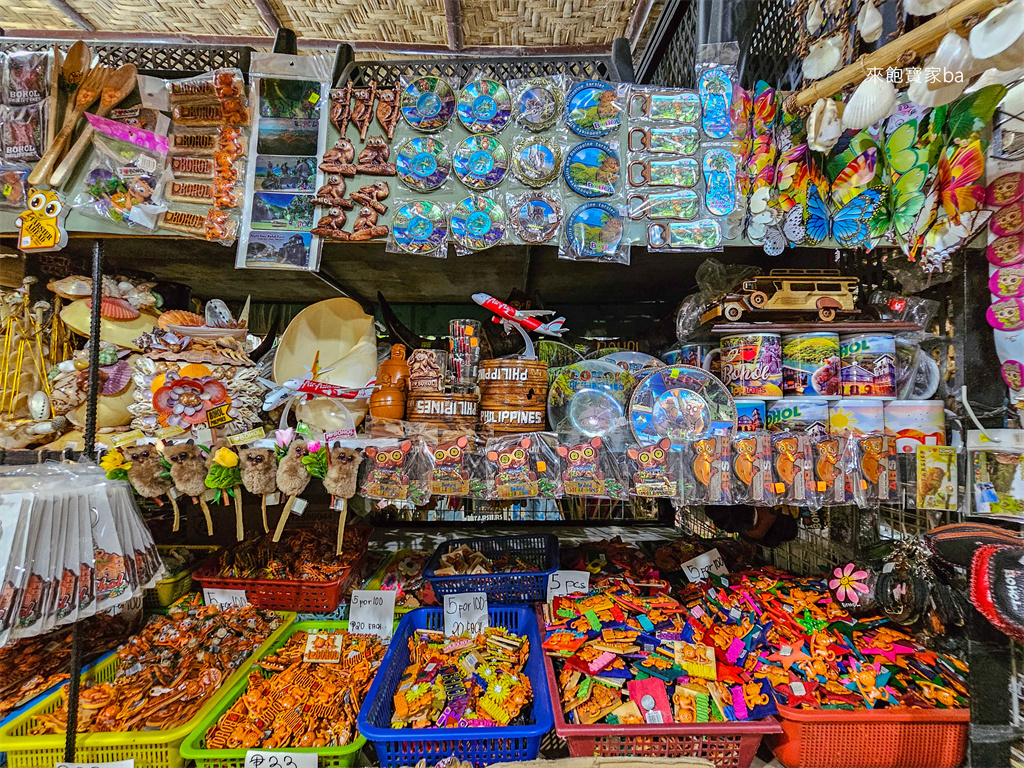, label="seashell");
[858,0,884,43]
[904,0,952,15]
[97,348,118,366]
[205,299,235,329]
[971,0,1024,72]
[47,276,92,301]
[842,74,897,130]
[807,97,844,153]
[908,56,966,107]
[930,31,981,91]
[807,0,824,32]
[158,310,205,330]
[101,360,132,396]
[825,0,844,14]
[967,65,1024,93]
[1002,82,1024,133]
[29,391,49,421]
[57,360,77,373]
[802,36,844,80]
[87,296,141,321]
